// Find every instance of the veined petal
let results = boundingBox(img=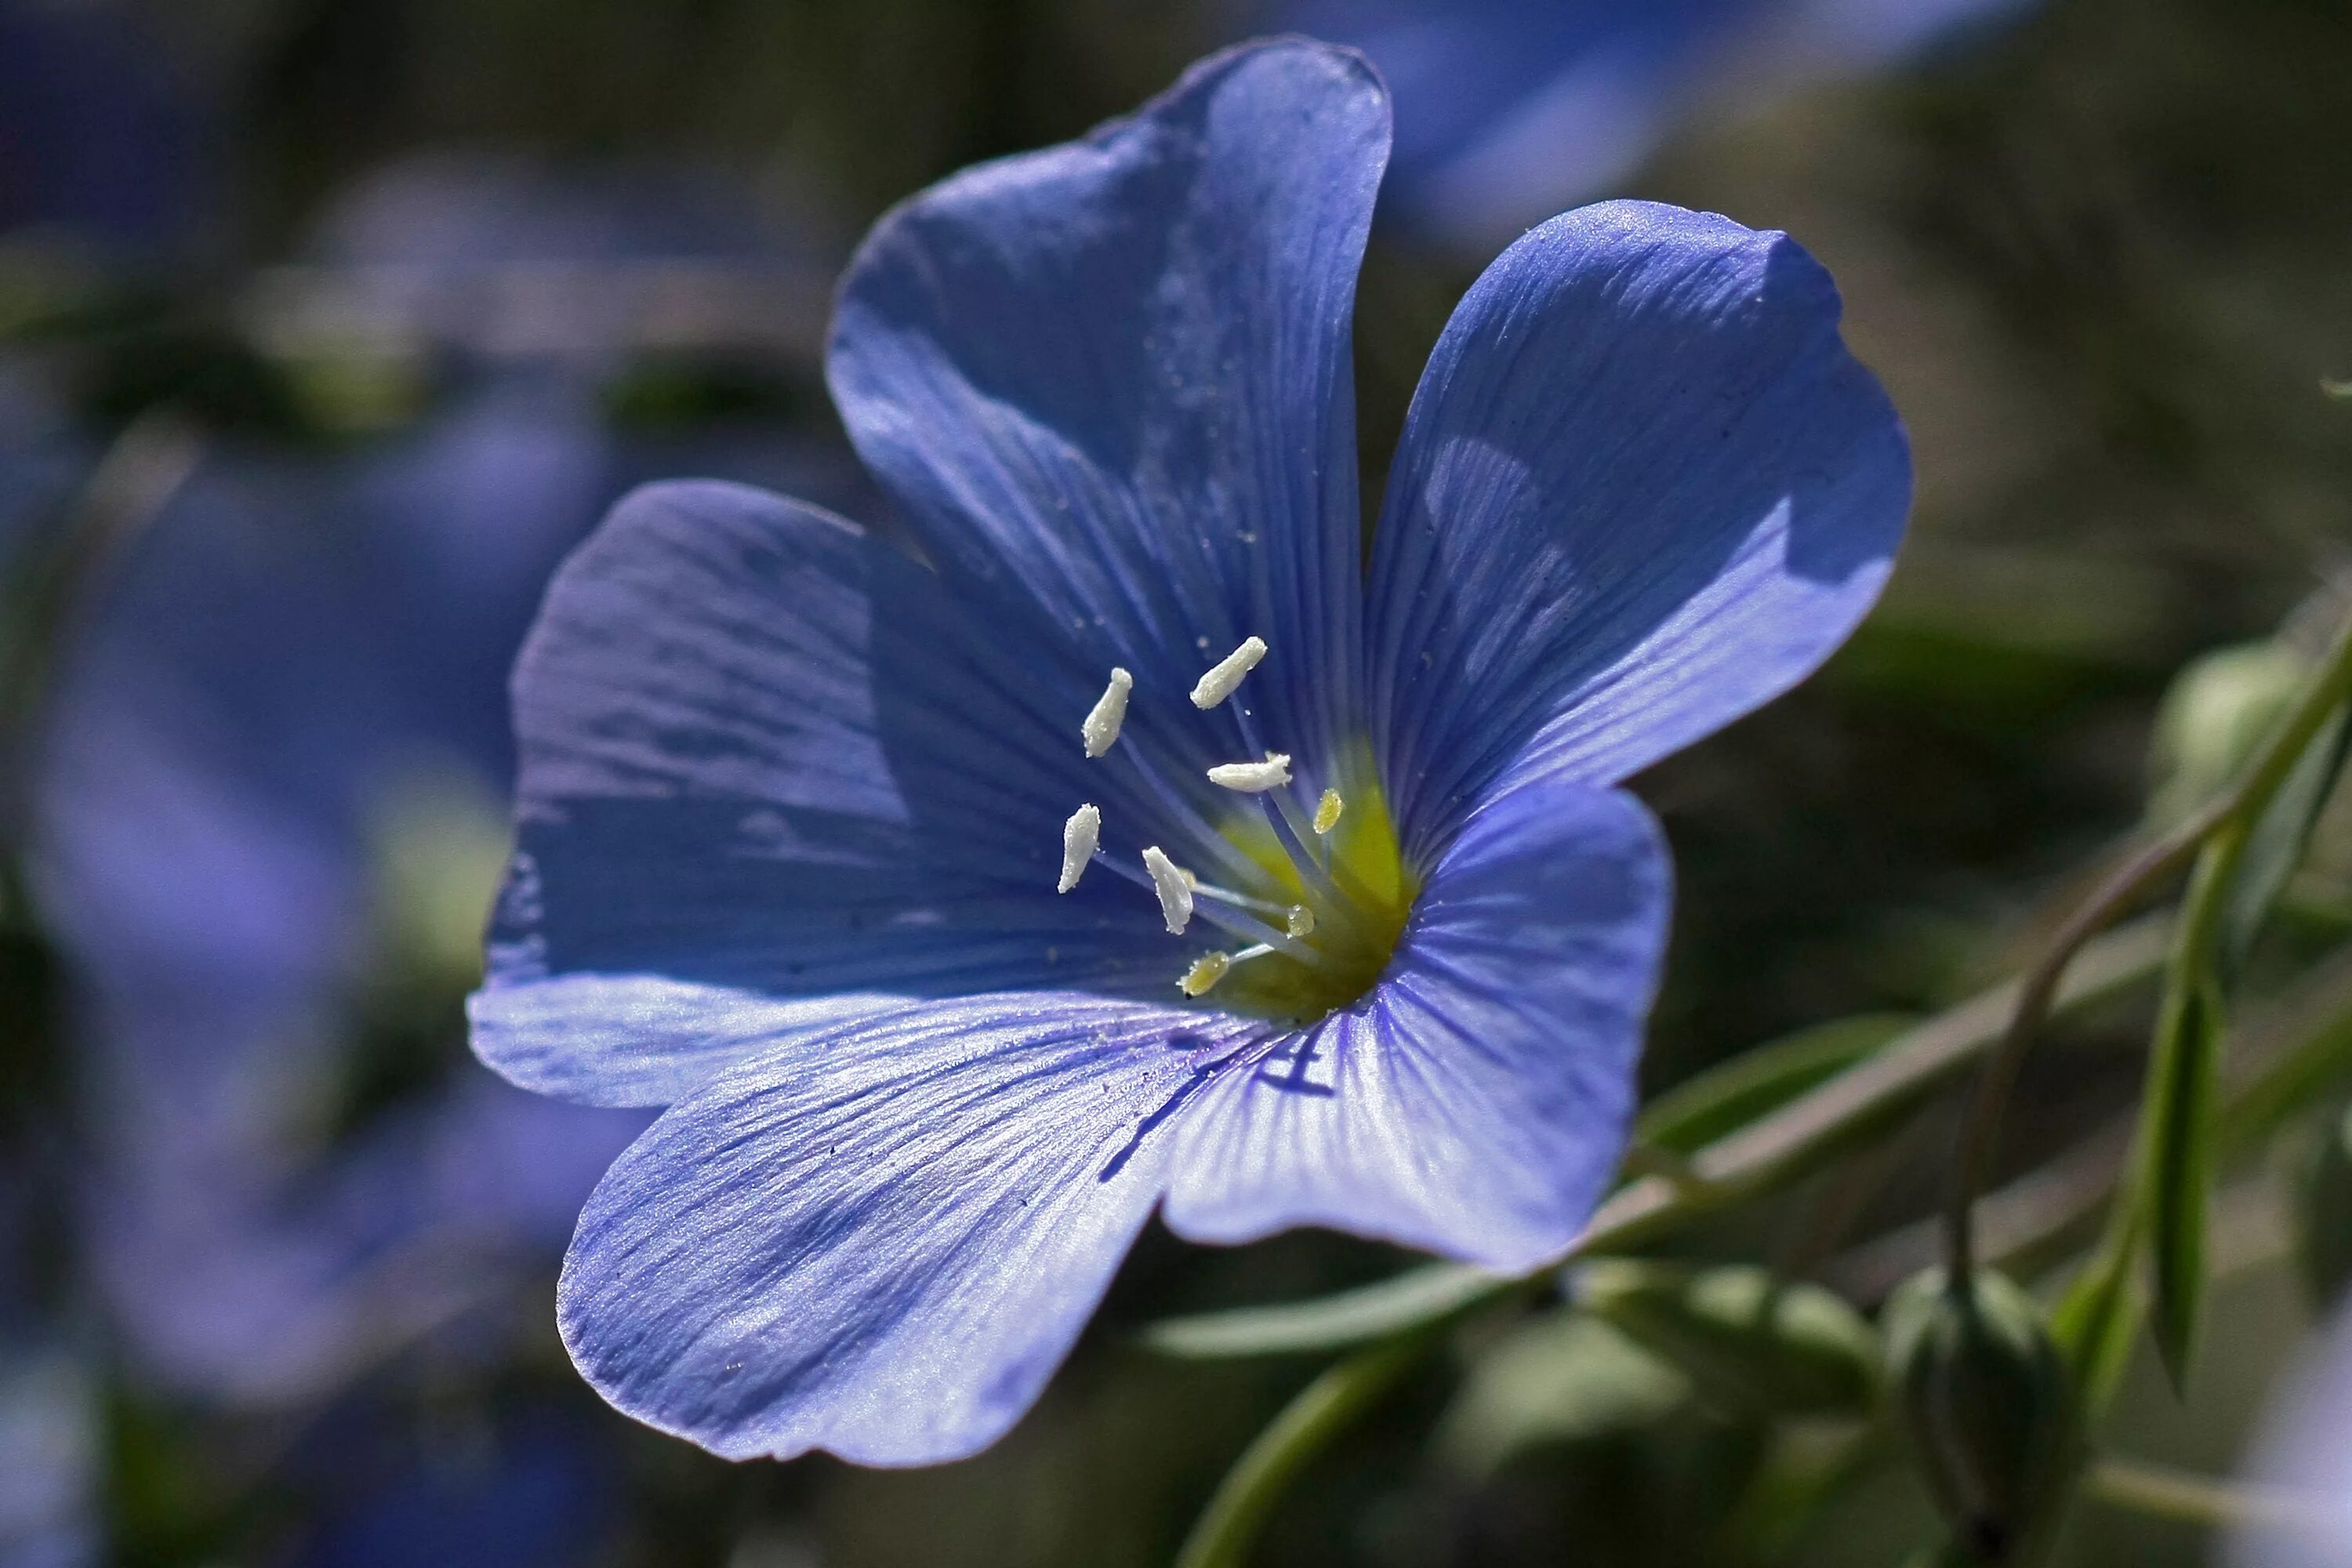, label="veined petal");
[1367,201,1908,858]
[556,993,1254,1464]
[473,481,1214,1108]
[827,39,1388,762]
[1162,775,1668,1272]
